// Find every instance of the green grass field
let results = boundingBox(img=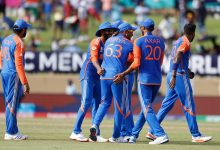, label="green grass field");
[0,118,219,150]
